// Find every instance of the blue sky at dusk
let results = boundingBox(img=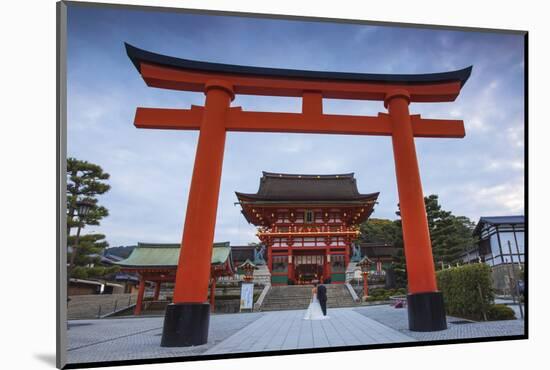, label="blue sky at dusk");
[67,4,525,247]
